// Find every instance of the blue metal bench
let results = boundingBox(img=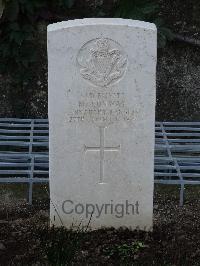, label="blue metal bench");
[0,118,200,206]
